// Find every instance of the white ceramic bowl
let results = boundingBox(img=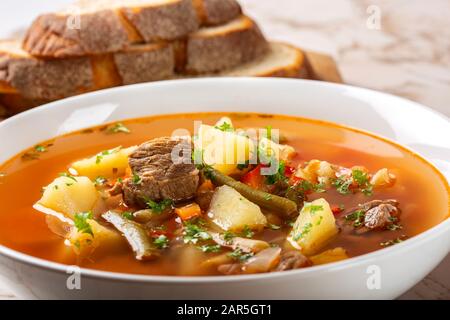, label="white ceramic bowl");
[0,78,449,299]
